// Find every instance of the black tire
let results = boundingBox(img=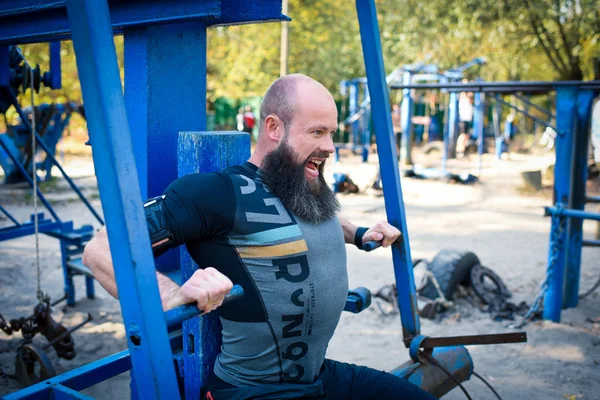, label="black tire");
[423,141,444,155]
[419,250,480,301]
